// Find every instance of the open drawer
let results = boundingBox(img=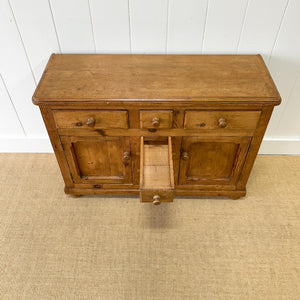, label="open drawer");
[140,137,174,205]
